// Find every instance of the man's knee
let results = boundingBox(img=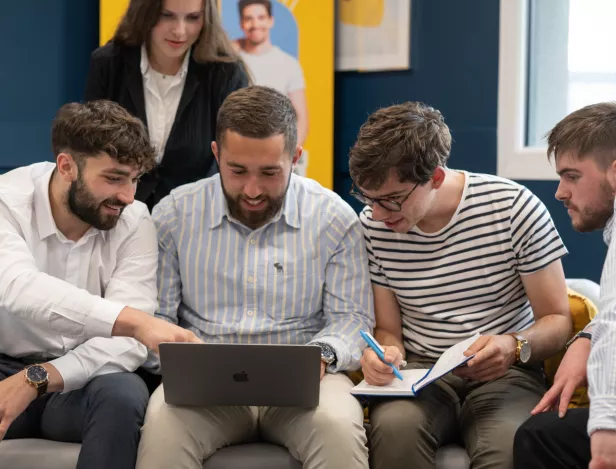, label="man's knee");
[514,413,559,453]
[370,399,430,440]
[85,372,149,421]
[310,407,366,446]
